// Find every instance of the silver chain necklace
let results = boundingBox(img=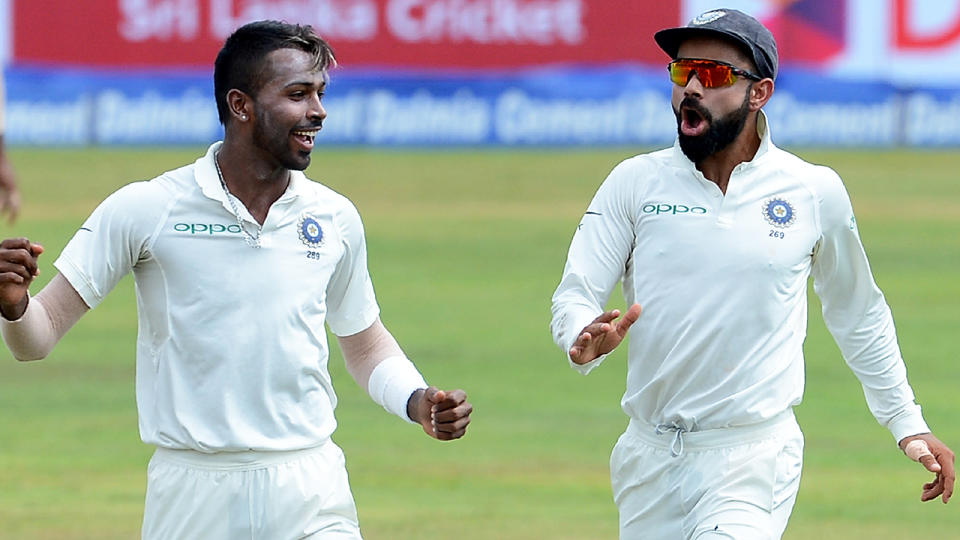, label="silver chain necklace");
[214,151,262,248]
